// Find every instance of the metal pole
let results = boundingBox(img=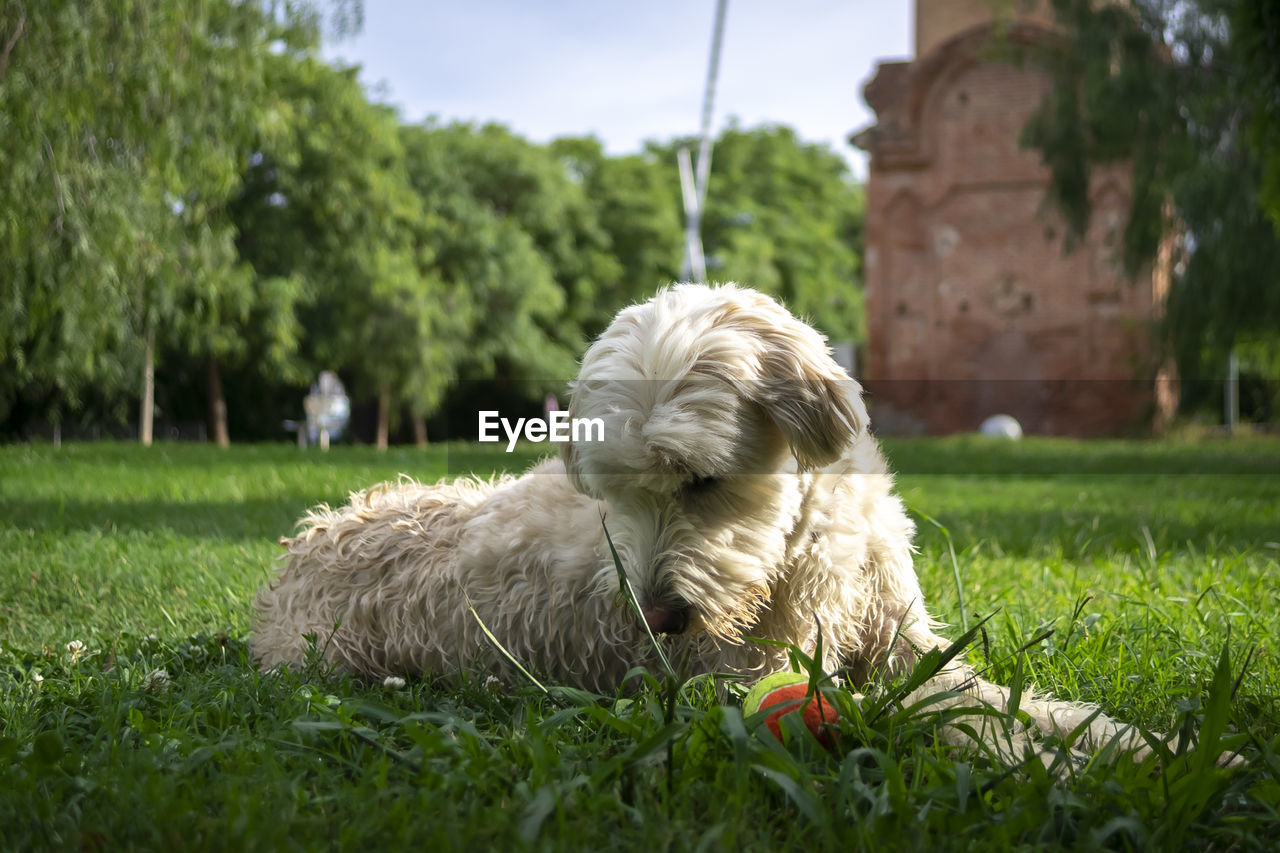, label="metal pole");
[680,0,729,283]
[694,0,728,214]
[678,147,706,282]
